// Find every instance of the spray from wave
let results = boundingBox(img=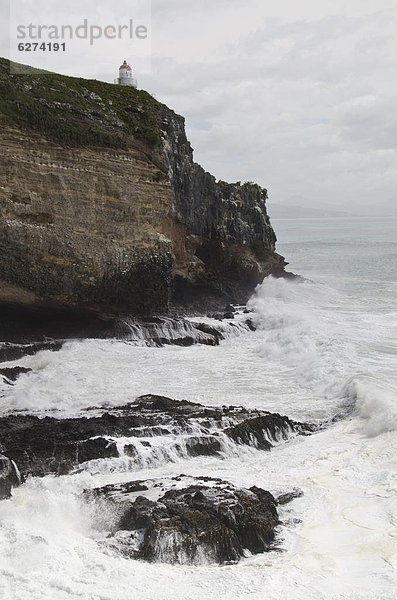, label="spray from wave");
[249,277,397,436]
